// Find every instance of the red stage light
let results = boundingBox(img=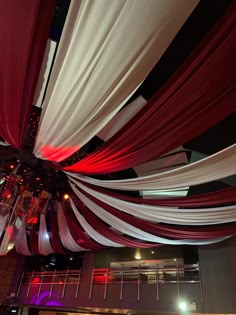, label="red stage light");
[63,194,69,200]
[32,277,40,284]
[10,165,15,169]
[27,217,38,224]
[6,193,11,199]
